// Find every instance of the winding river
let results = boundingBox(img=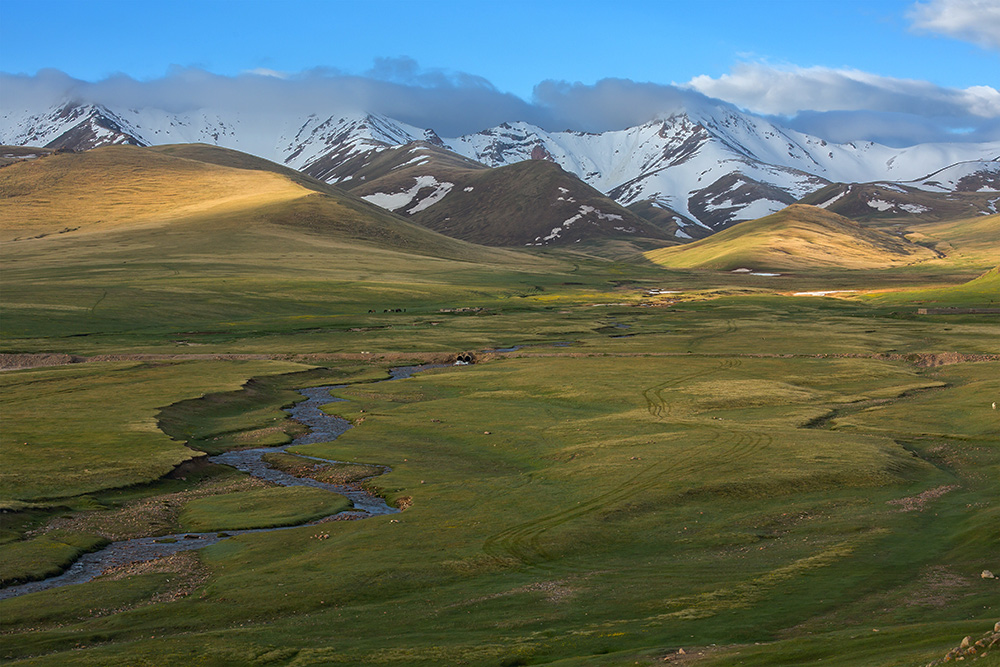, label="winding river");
[0,364,442,601]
